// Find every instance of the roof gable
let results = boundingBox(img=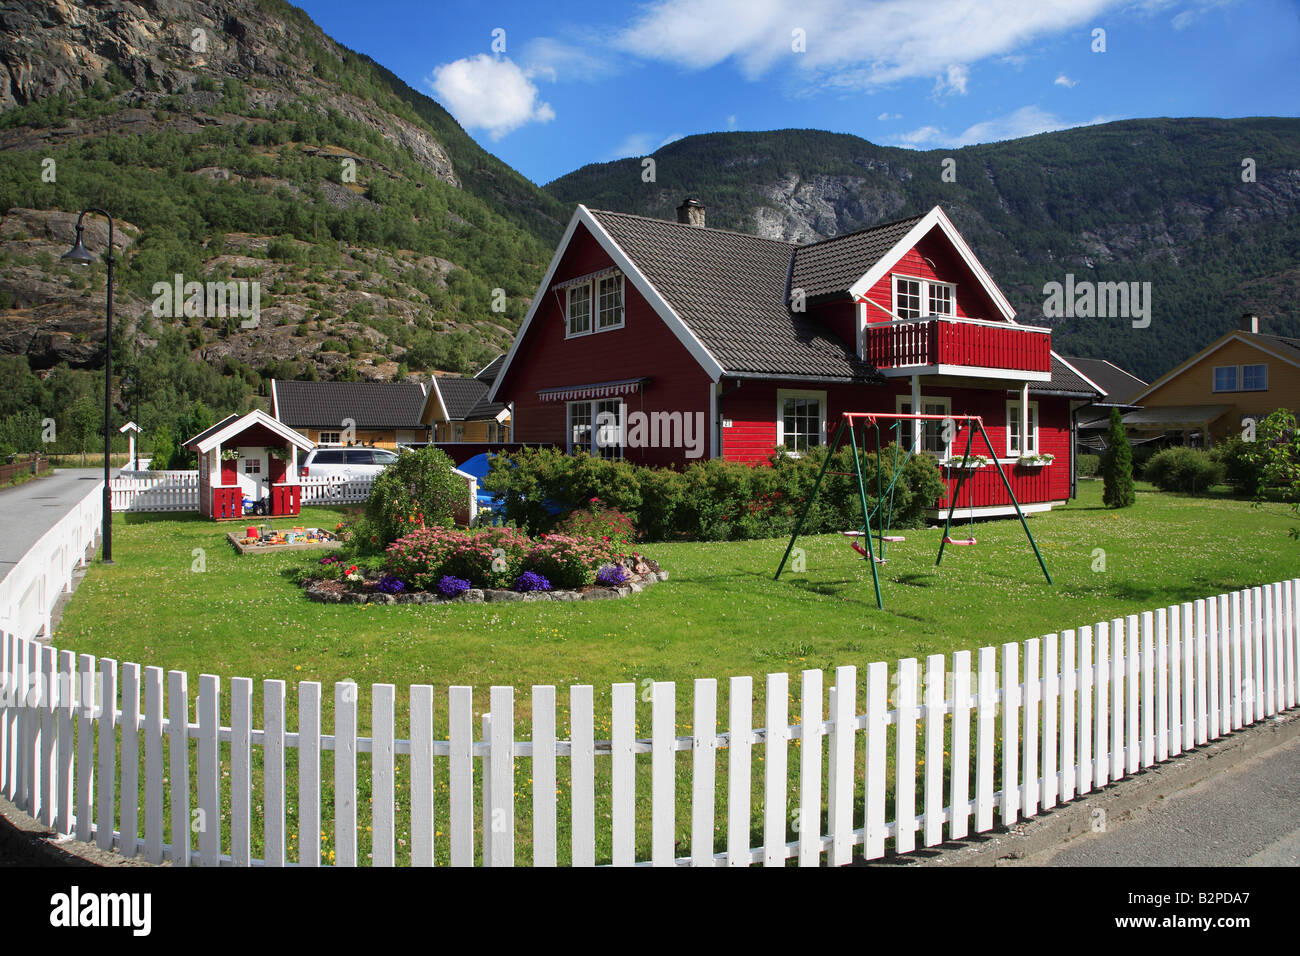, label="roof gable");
[1129,330,1300,405]
[185,408,315,453]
